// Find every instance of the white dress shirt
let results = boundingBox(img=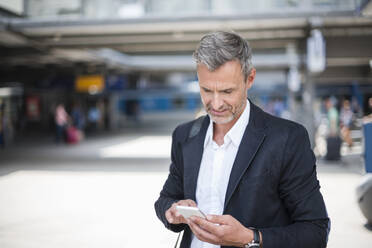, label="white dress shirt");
[191,100,250,248]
